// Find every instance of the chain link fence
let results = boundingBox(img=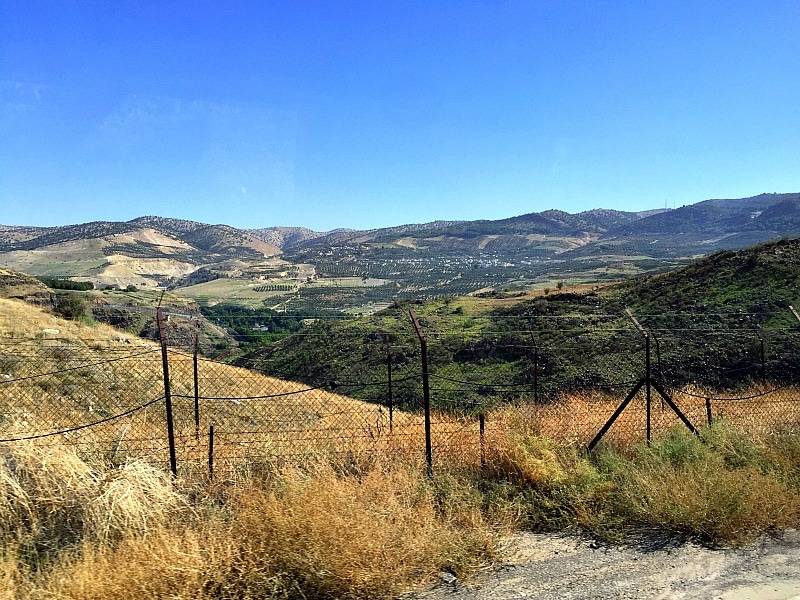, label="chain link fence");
[2,308,800,478]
